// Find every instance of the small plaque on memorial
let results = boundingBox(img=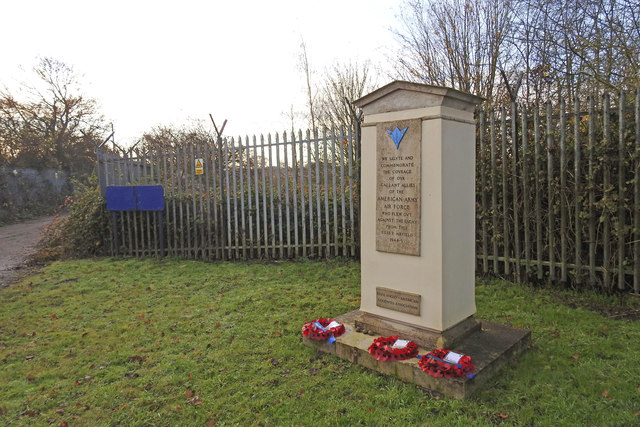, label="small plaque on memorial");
[376,287,421,316]
[376,119,421,255]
